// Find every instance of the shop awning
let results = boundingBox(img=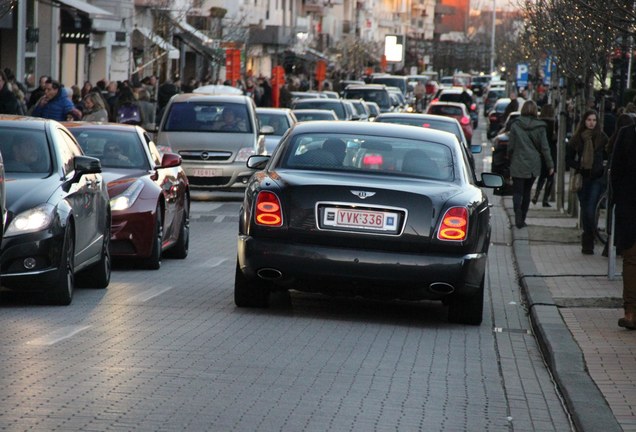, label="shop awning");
[134,27,180,60]
[306,47,329,61]
[53,0,112,17]
[172,19,222,63]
